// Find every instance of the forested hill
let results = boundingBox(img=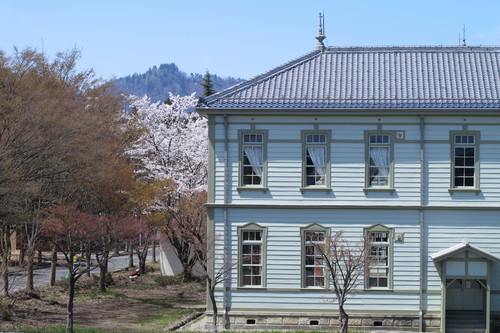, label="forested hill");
[114,63,244,103]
